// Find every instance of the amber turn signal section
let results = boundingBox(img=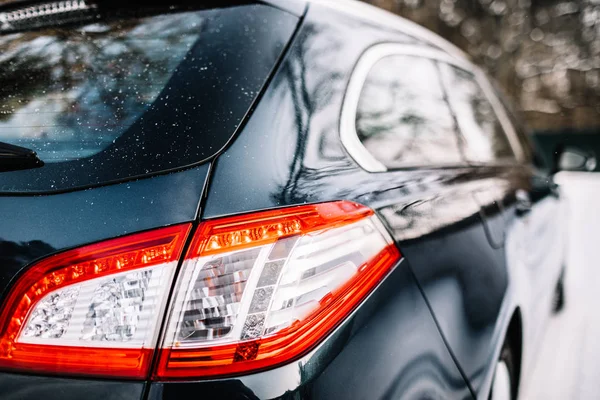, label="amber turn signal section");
[188,200,374,257]
[0,223,191,379]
